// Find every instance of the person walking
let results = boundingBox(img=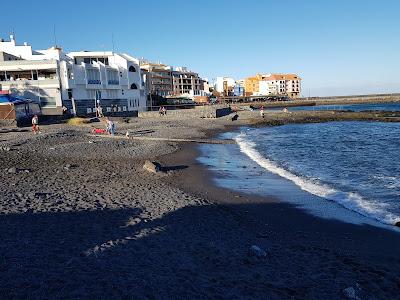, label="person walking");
[105,117,115,136]
[32,115,39,134]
